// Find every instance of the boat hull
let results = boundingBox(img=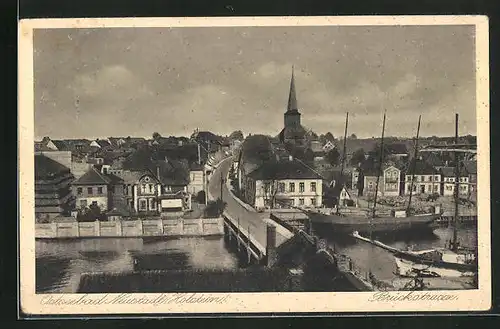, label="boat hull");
[394,257,476,278]
[308,212,439,234]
